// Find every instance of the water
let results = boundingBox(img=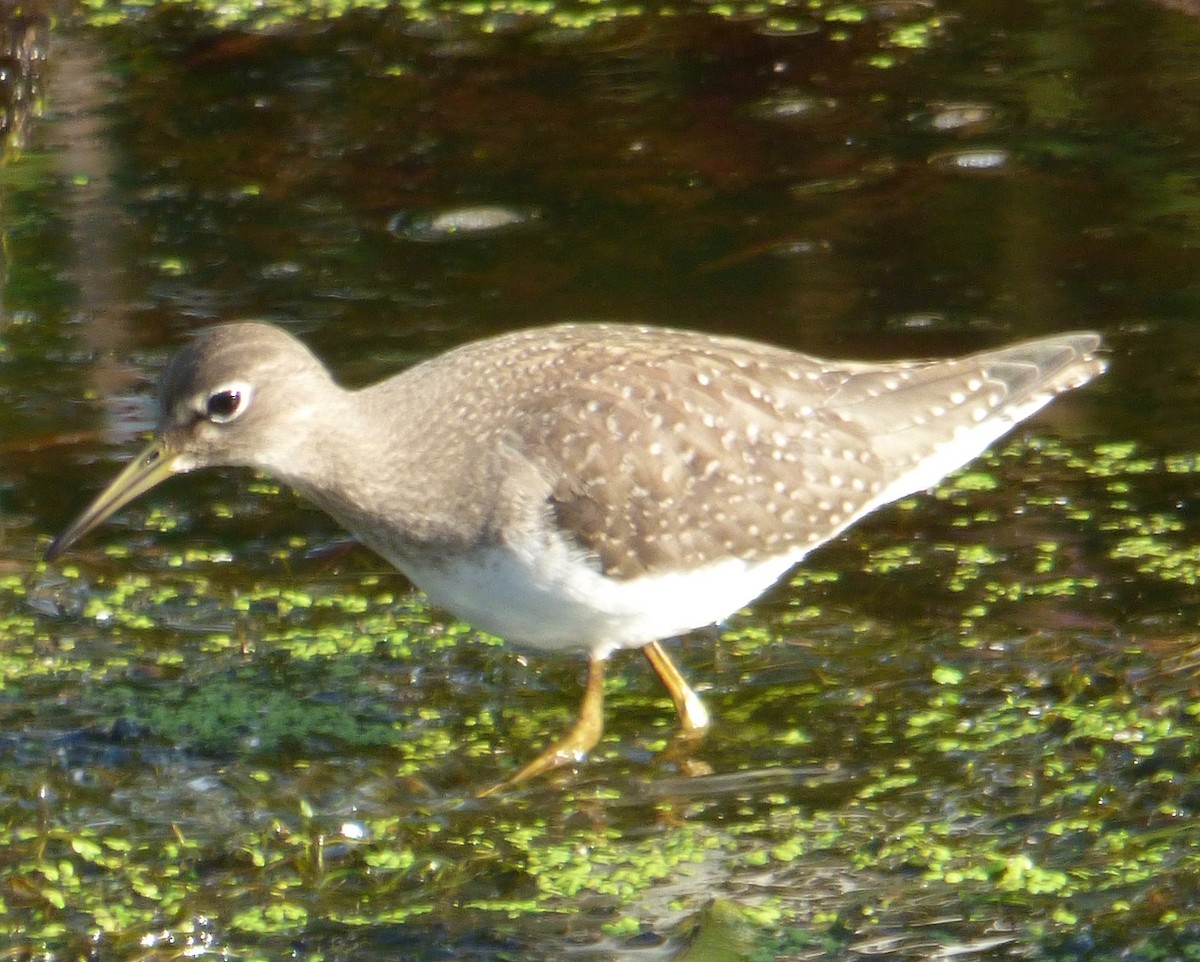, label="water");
[2,0,1200,959]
